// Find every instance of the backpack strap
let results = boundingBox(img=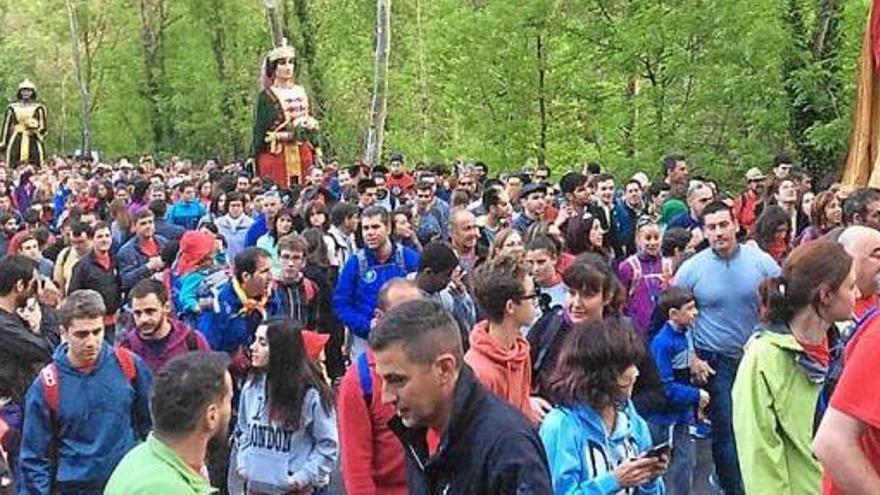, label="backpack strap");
[40,363,61,416]
[357,352,374,407]
[625,255,642,298]
[356,249,369,279]
[302,277,317,304]
[532,311,565,378]
[113,346,138,383]
[393,243,407,272]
